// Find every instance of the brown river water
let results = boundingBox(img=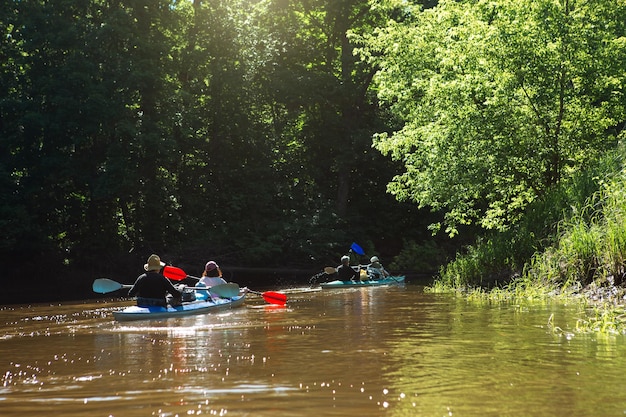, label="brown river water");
[1,283,626,417]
